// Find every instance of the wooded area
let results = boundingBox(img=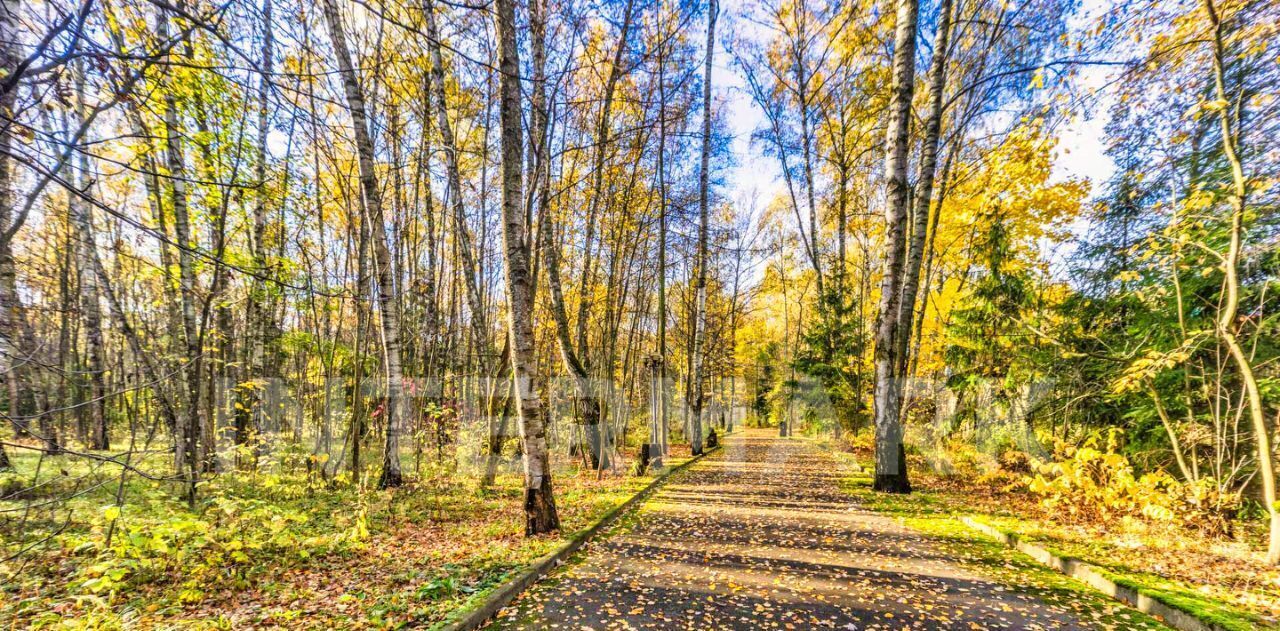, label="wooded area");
[0,0,1277,626]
